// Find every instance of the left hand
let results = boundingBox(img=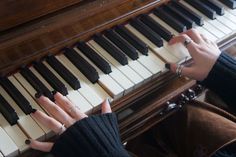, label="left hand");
[28,92,111,152]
